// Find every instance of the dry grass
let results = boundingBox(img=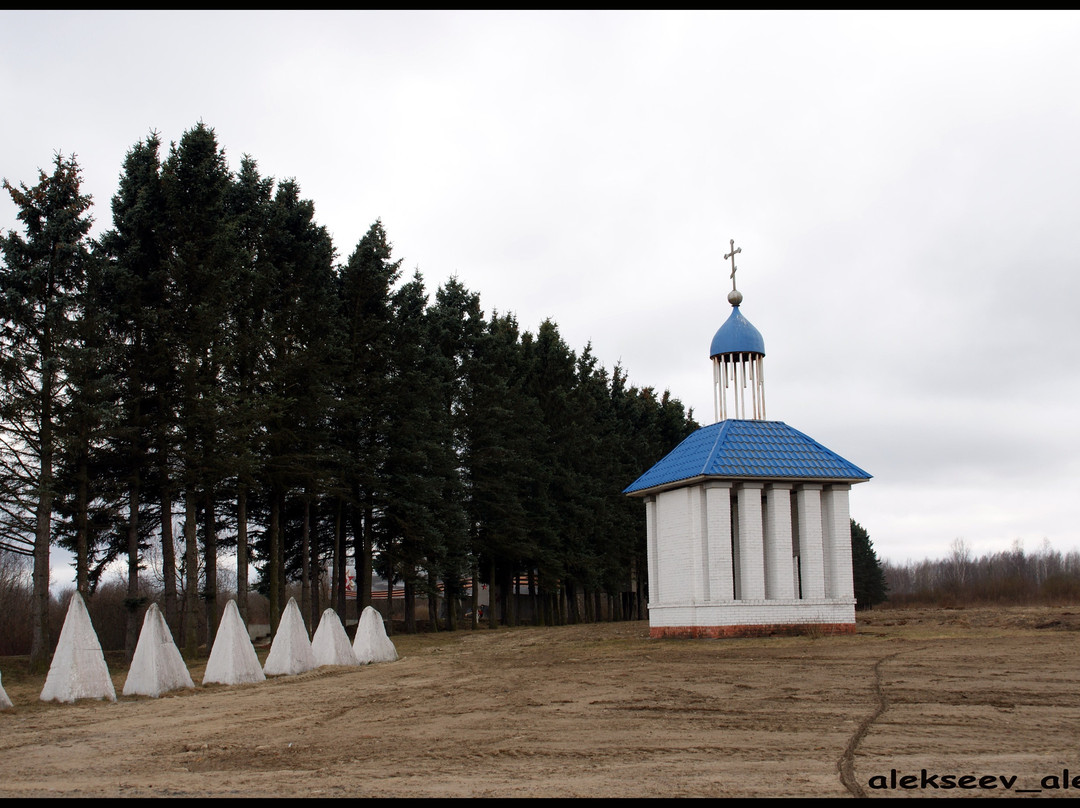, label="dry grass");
[2,604,1079,798]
